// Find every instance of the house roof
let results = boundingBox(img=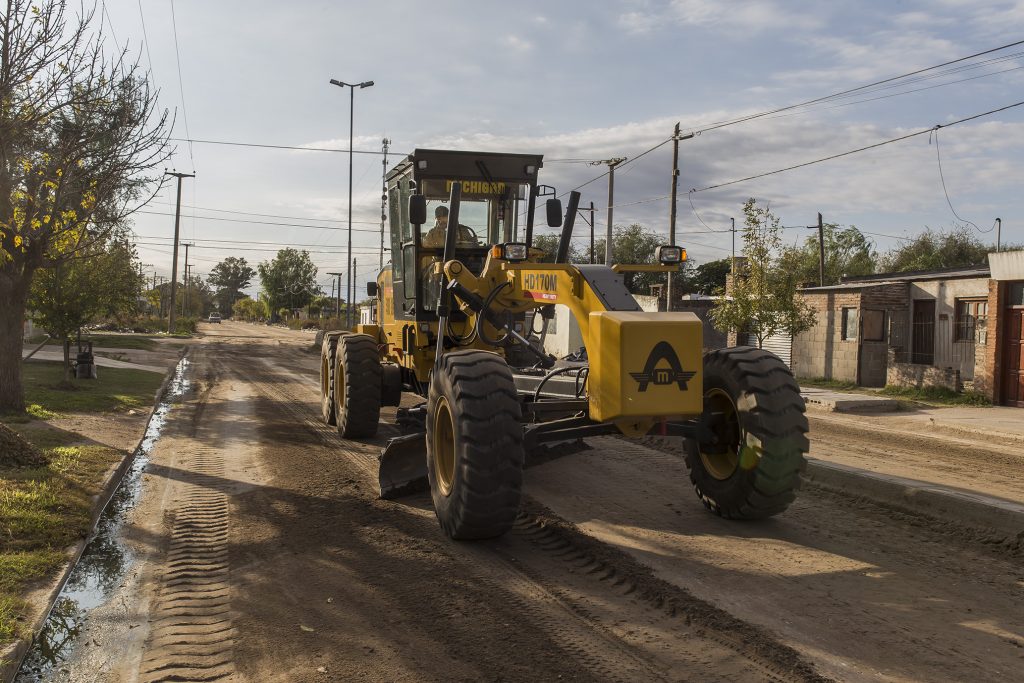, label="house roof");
[799,264,990,292]
[840,264,990,283]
